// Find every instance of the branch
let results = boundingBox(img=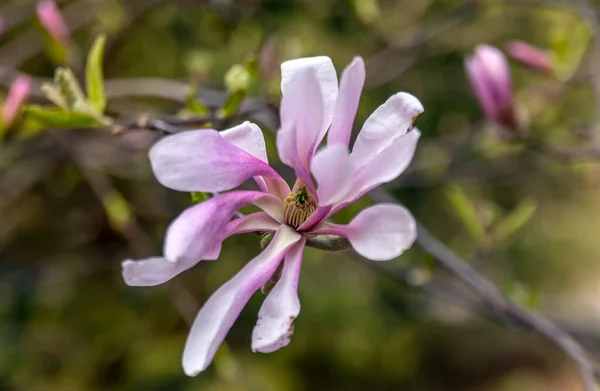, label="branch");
[368,187,598,391]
